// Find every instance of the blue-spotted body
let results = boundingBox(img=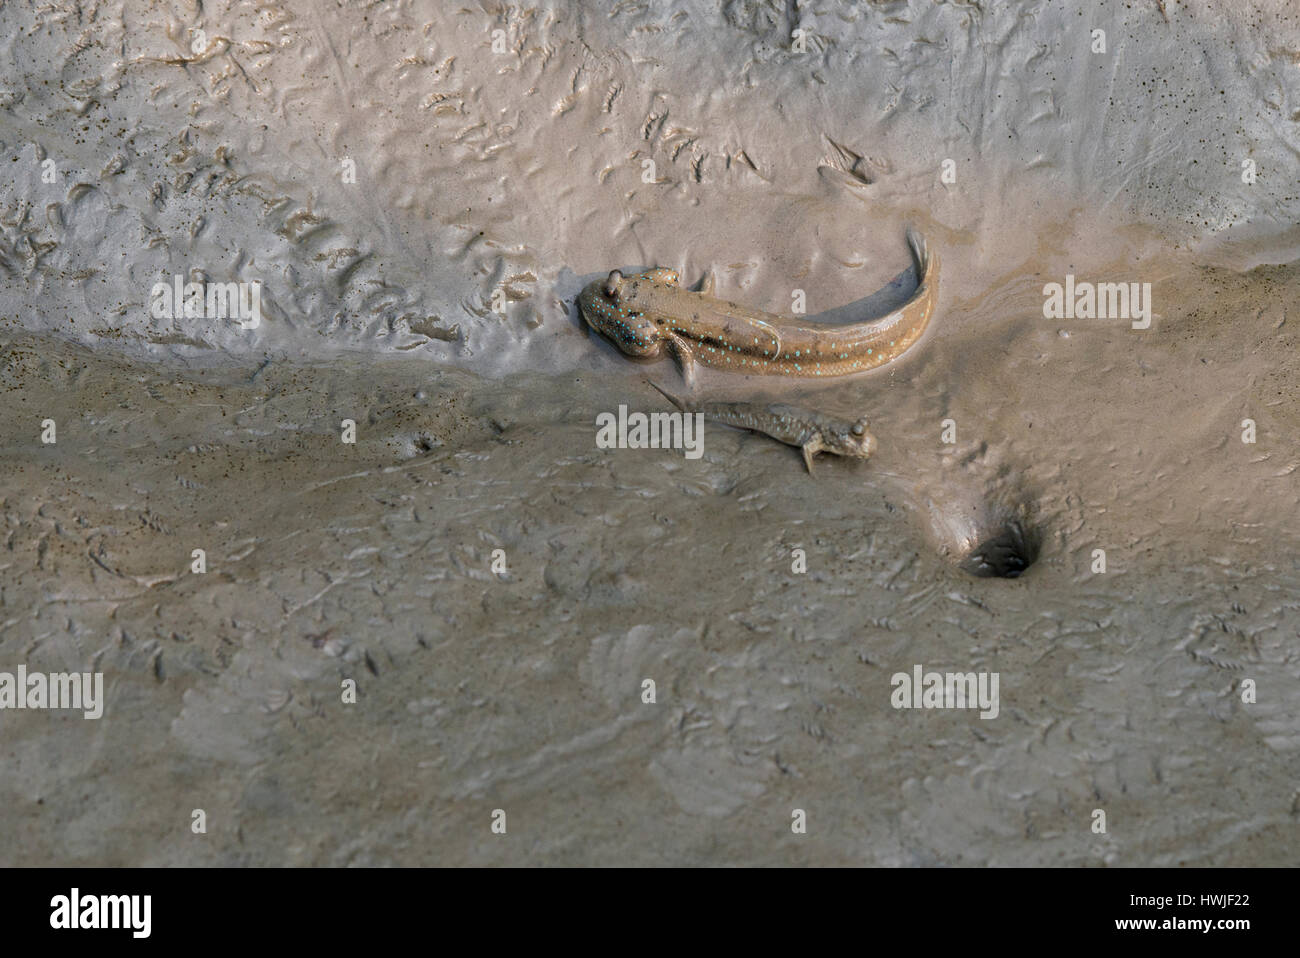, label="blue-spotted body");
[648,381,875,474]
[579,229,937,384]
